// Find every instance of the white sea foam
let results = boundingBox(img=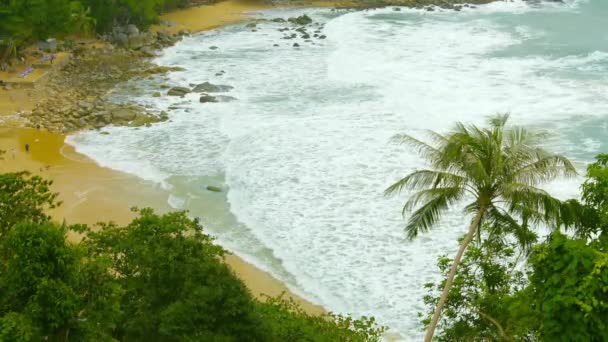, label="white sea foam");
[66,1,607,339]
